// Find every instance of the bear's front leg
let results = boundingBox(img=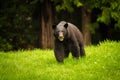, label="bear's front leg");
[54,41,65,62]
[54,51,64,62]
